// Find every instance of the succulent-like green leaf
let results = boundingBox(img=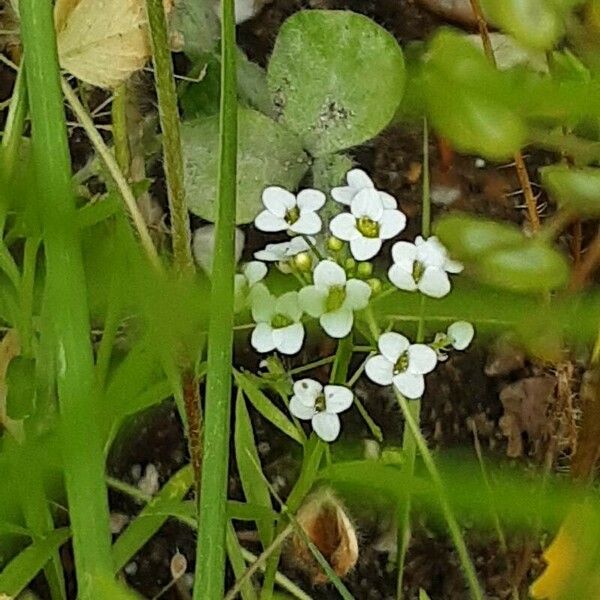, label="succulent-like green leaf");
[267,10,405,156]
[182,107,309,224]
[541,165,600,217]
